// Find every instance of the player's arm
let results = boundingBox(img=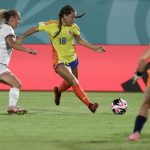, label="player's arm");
[17,26,39,44]
[74,35,105,53]
[20,26,39,39]
[137,45,150,72]
[6,35,37,55]
[132,44,150,84]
